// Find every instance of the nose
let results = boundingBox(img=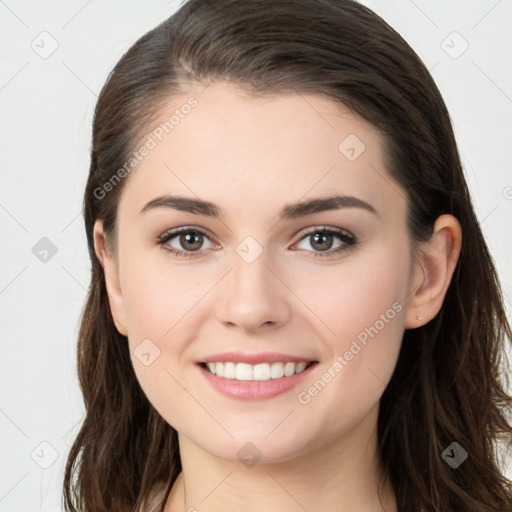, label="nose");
[216,250,291,332]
